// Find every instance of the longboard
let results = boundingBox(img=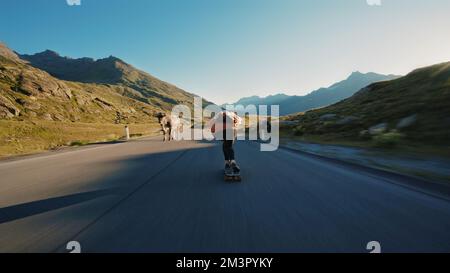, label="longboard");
[224,172,242,182]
